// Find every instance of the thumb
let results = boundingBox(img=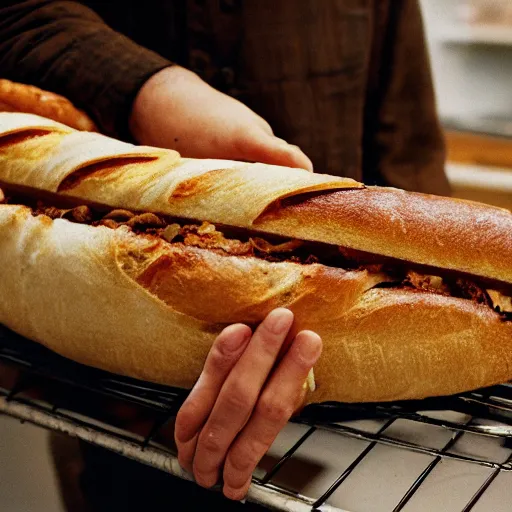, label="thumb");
[238,130,314,172]
[271,137,314,172]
